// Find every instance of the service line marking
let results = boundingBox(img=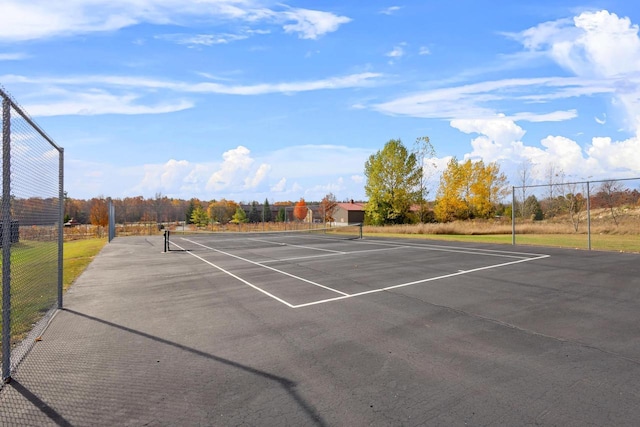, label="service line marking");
[249,238,346,254]
[258,245,405,264]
